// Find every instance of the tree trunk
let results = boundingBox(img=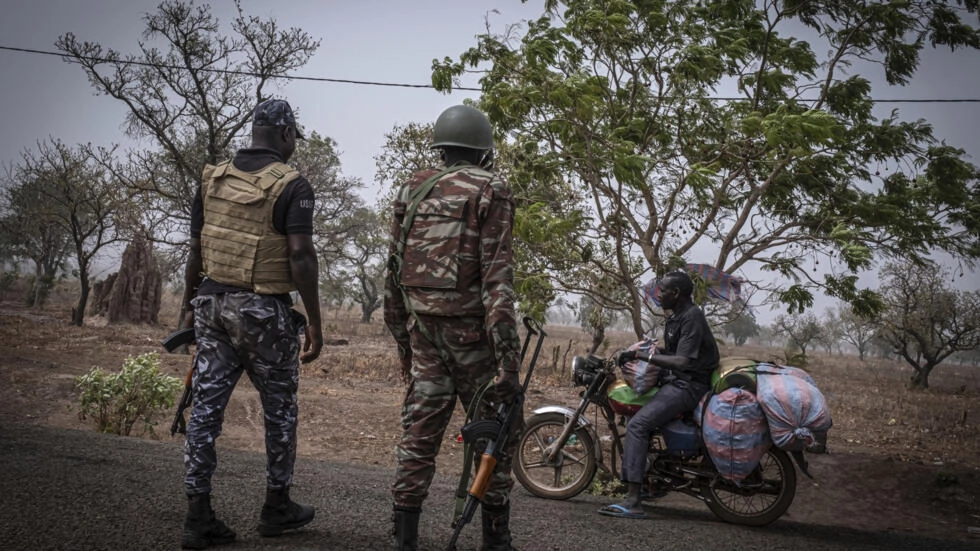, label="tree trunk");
[907,364,934,390]
[72,266,89,326]
[27,267,54,308]
[589,324,605,355]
